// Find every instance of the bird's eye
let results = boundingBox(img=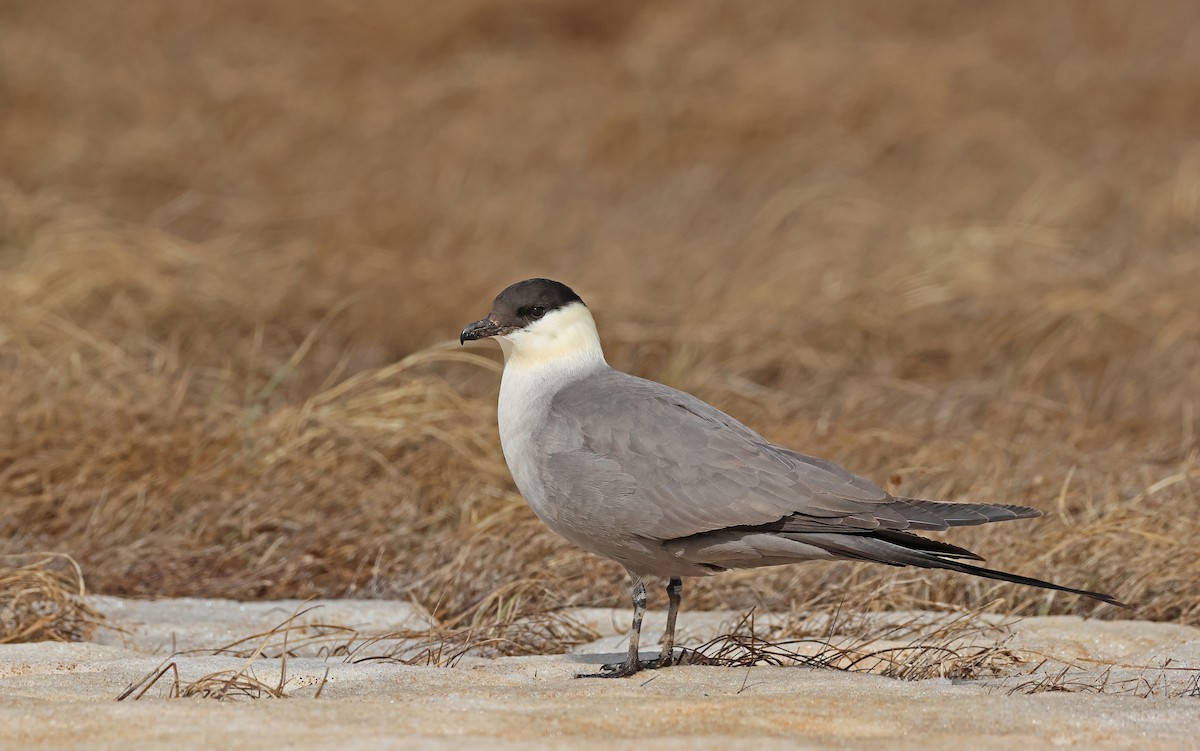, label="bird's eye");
[528,306,546,319]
